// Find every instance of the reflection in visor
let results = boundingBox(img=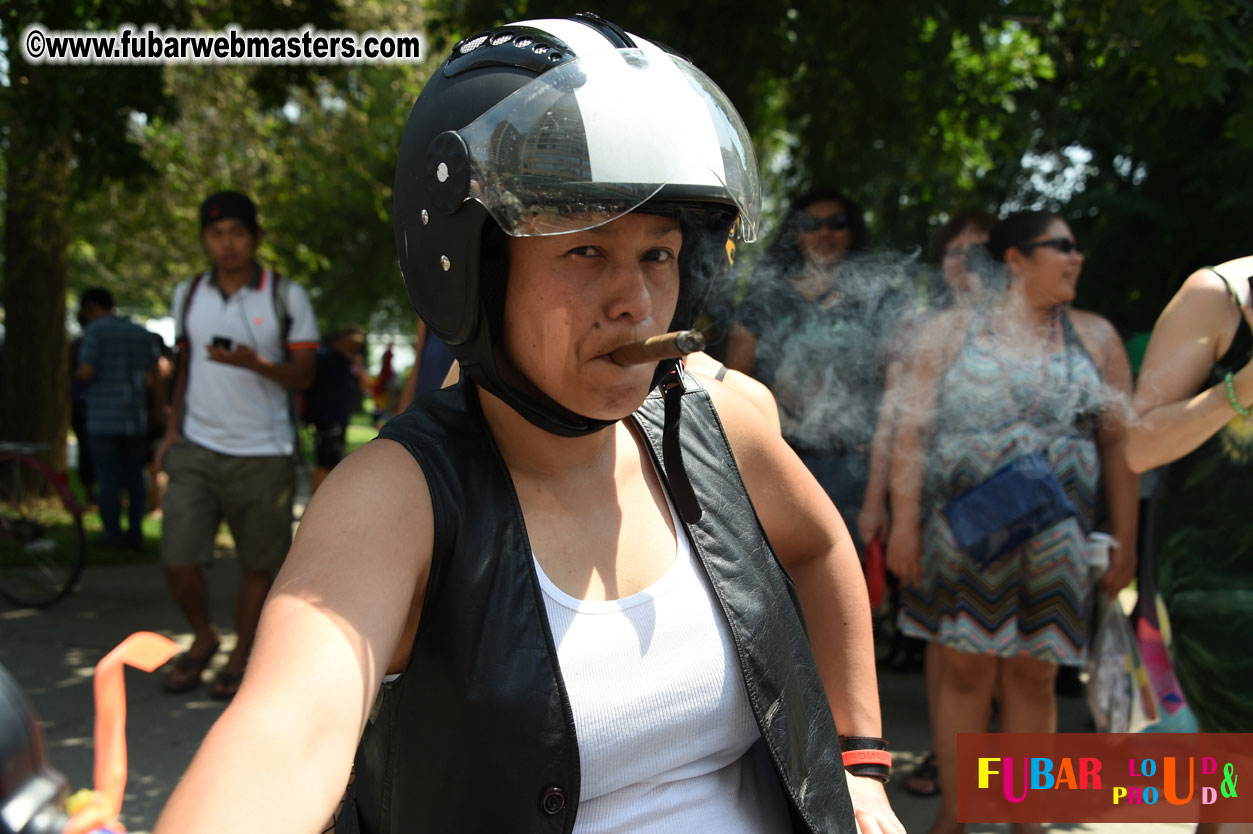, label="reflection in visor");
[458,47,761,240]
